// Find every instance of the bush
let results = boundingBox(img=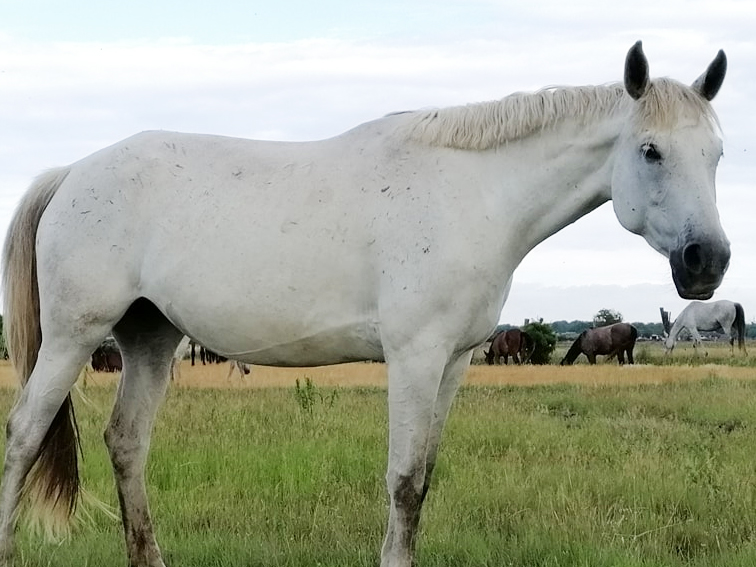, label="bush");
[523,321,557,364]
